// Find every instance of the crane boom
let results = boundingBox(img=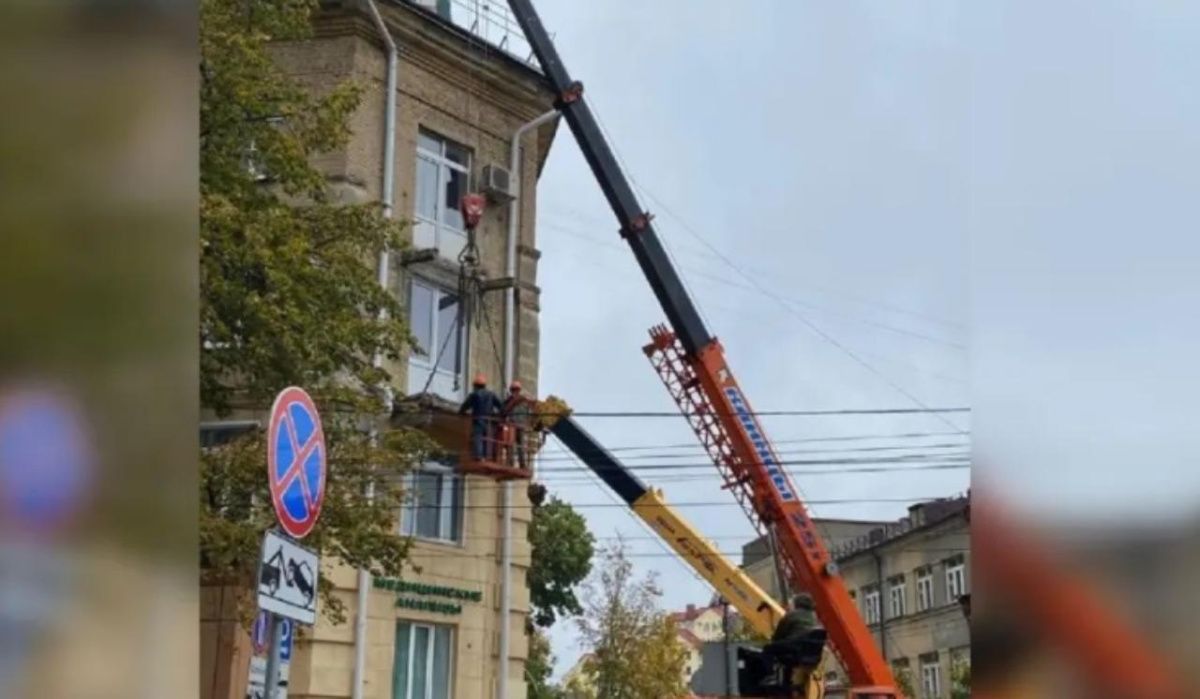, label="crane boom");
[551,415,827,699]
[507,1,896,694]
[551,416,784,639]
